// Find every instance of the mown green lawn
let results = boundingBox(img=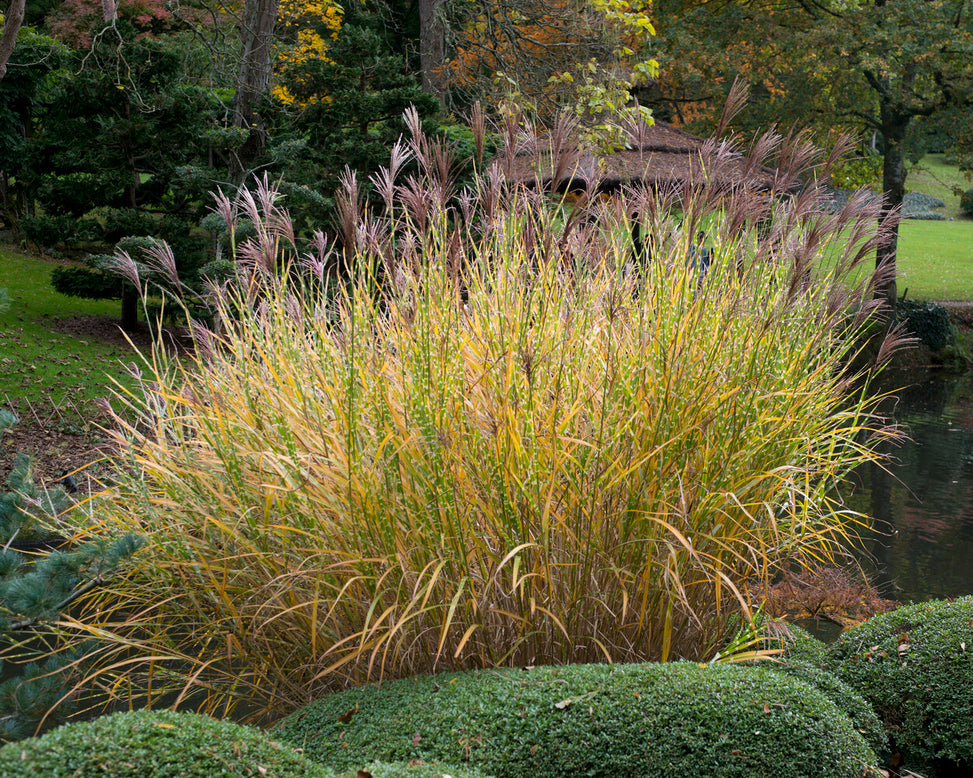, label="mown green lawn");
[0,248,139,429]
[907,154,971,220]
[896,219,973,301]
